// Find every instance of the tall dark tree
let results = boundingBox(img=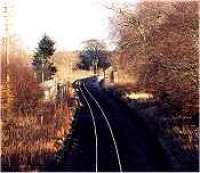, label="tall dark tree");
[32,34,57,82]
[78,39,111,74]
